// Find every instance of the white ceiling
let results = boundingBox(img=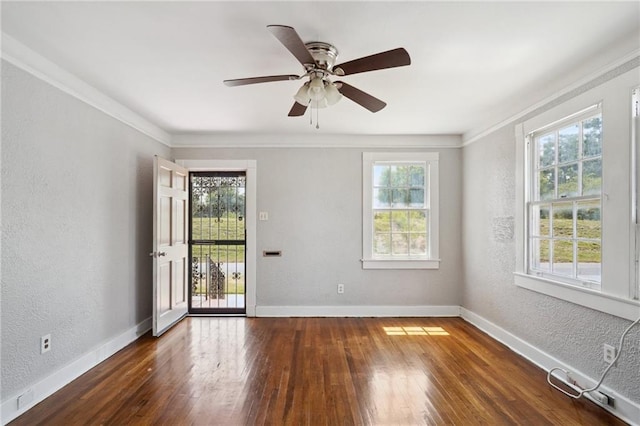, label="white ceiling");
[2,1,639,140]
